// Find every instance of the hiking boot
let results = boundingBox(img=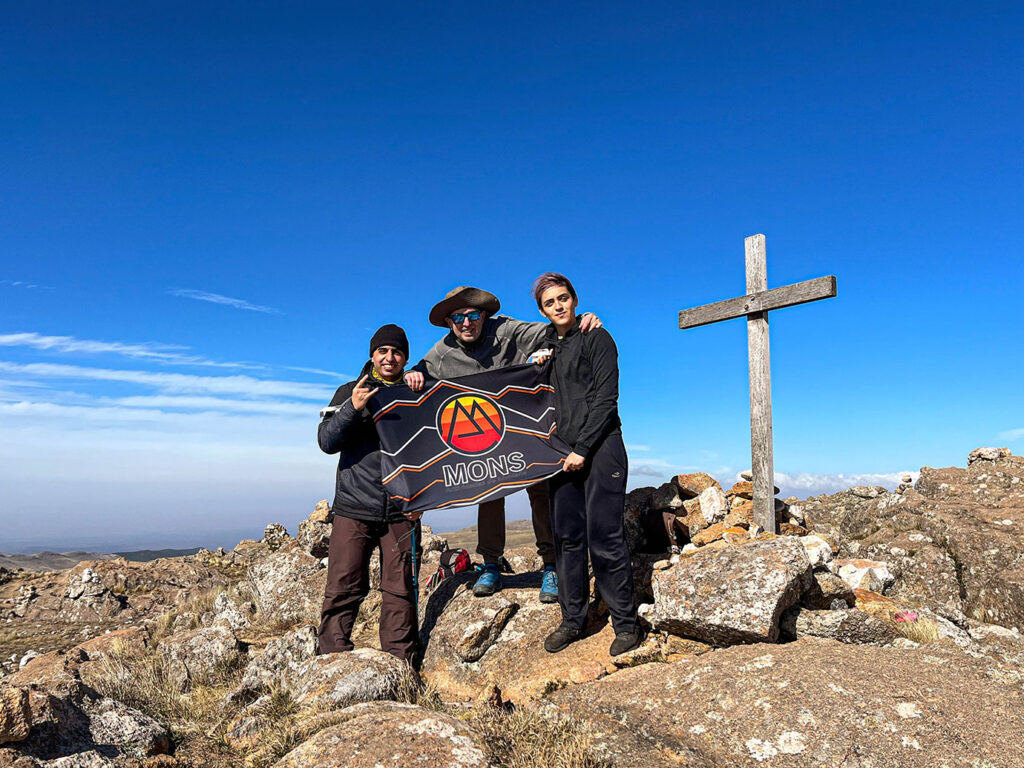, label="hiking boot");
[472,565,502,597]
[544,624,582,653]
[539,566,558,603]
[609,630,642,657]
